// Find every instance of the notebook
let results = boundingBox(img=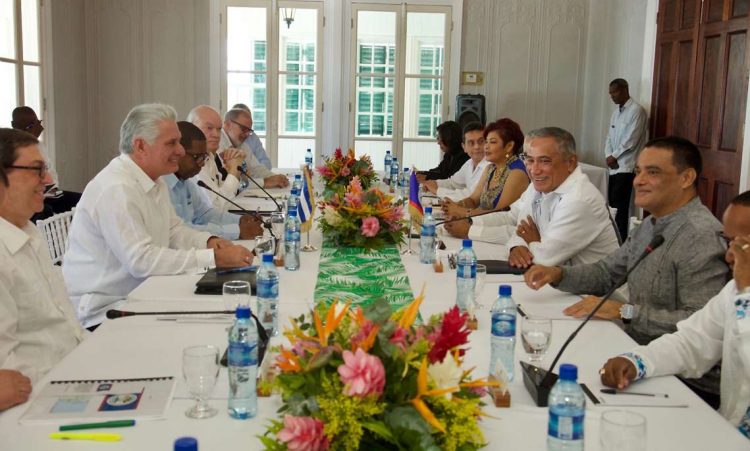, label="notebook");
[20,376,175,424]
[194,268,257,295]
[477,259,527,275]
